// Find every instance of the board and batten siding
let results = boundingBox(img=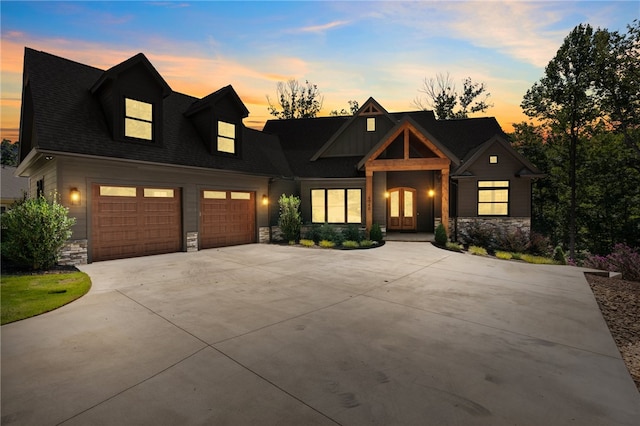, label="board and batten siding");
[323,116,395,158]
[55,155,270,252]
